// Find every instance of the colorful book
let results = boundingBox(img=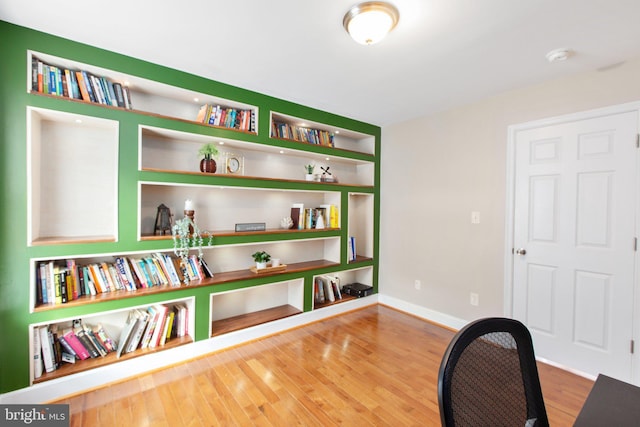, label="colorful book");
[149,305,169,348]
[62,327,91,360]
